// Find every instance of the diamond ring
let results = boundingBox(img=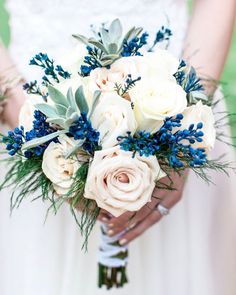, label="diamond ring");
[156,204,170,216]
